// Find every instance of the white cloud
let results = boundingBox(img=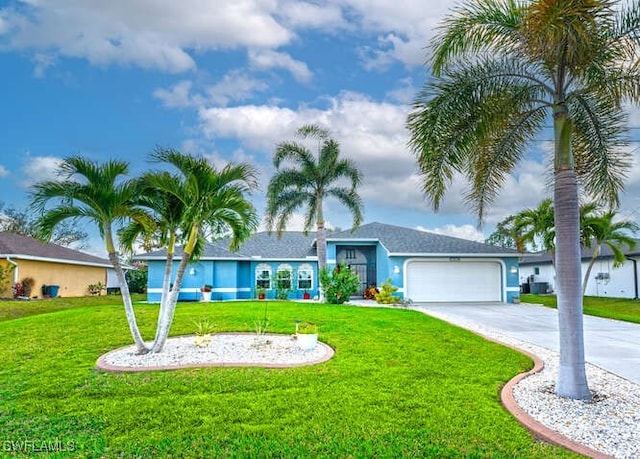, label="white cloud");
[21,155,63,187]
[0,164,8,177]
[3,1,292,73]
[153,80,198,108]
[1,0,454,74]
[32,52,56,77]
[417,224,486,242]
[279,1,347,30]
[206,71,270,106]
[248,49,313,83]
